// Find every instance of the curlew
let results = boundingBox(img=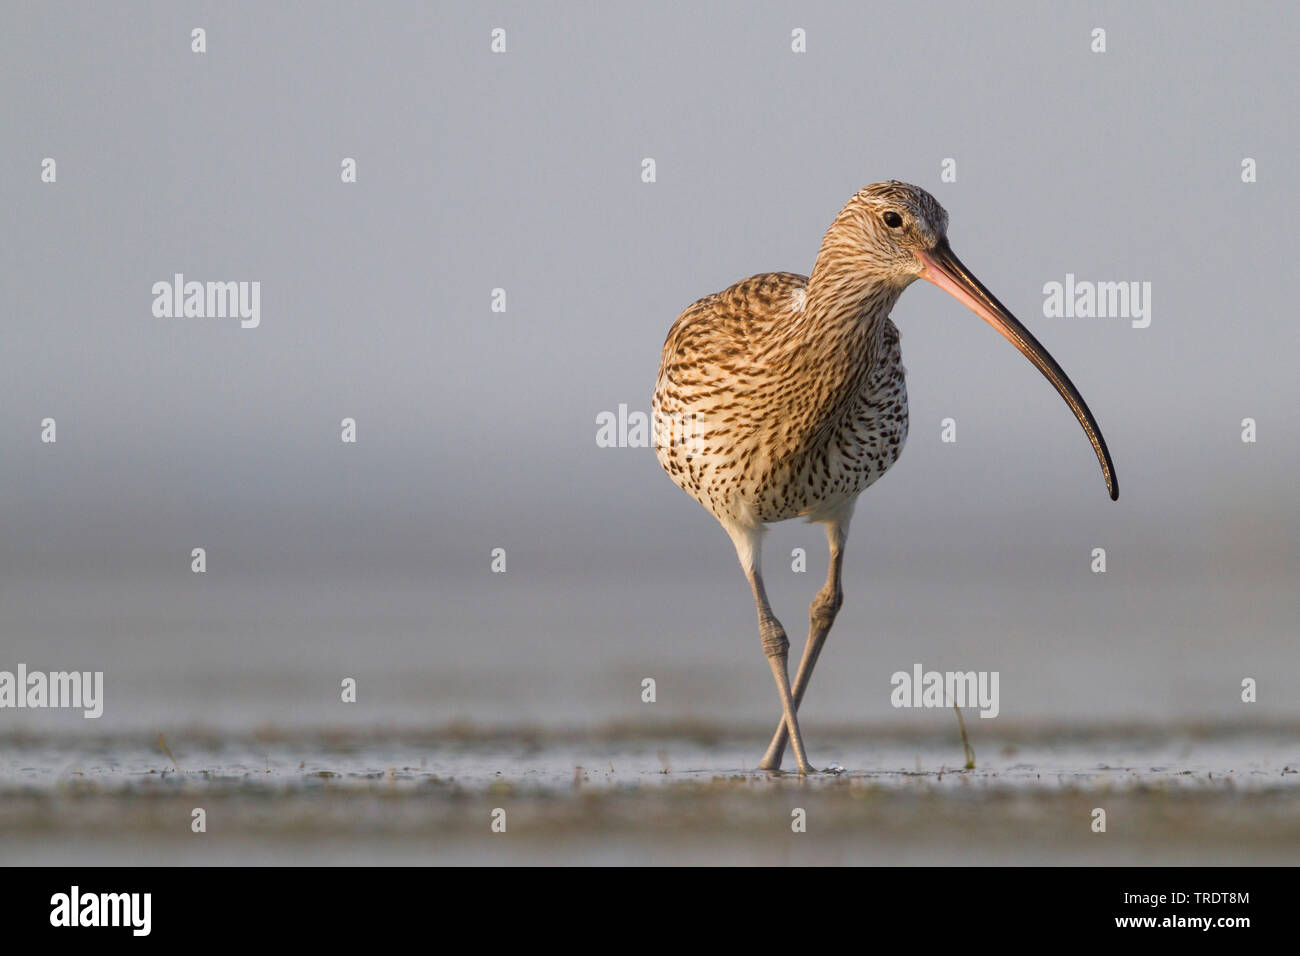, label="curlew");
[652,181,1117,774]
